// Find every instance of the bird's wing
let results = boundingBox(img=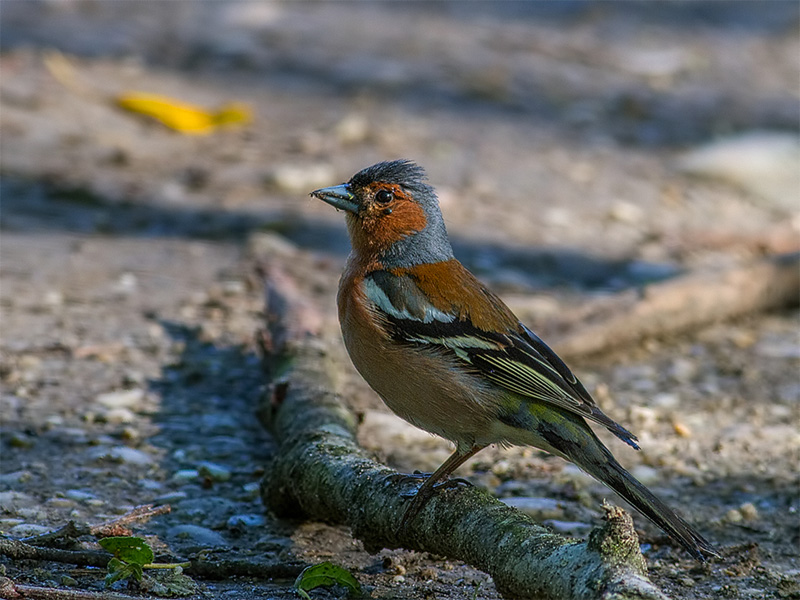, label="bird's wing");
[363,265,639,449]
